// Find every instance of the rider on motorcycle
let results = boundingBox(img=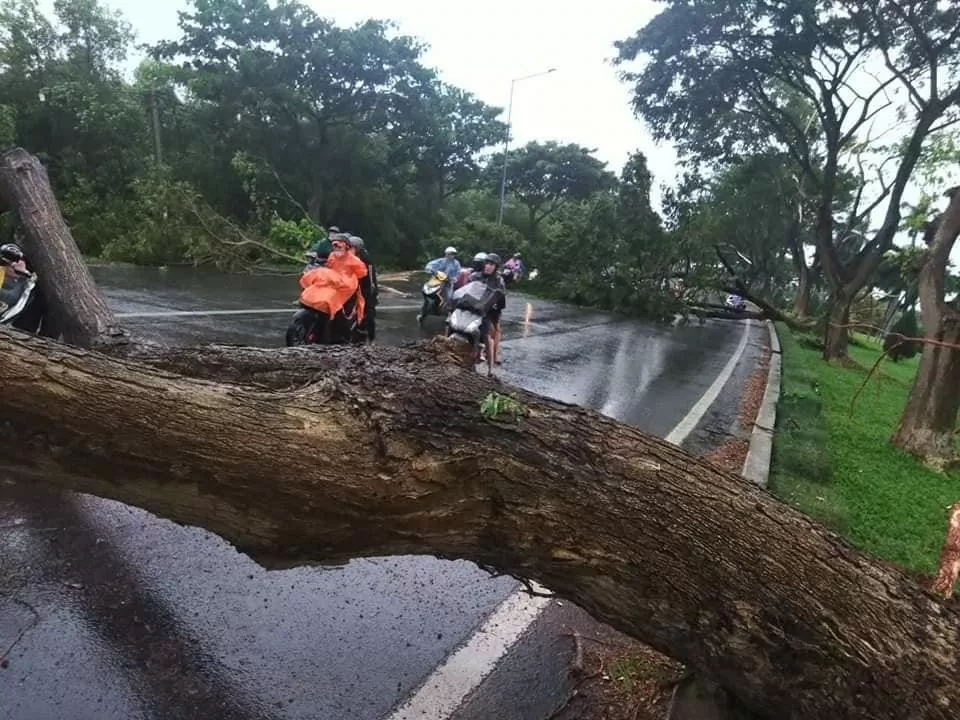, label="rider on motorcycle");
[456,252,487,289]
[349,235,378,342]
[298,235,368,333]
[425,246,461,307]
[0,242,46,334]
[305,225,340,268]
[503,253,524,279]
